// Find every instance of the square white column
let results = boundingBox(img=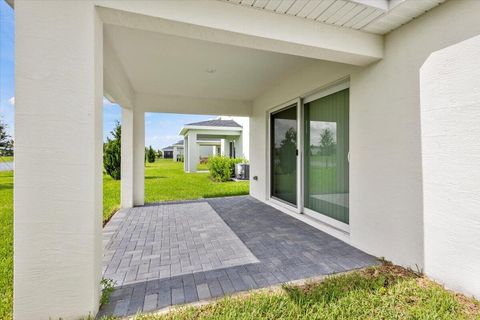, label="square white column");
[187,132,198,172]
[14,1,103,319]
[133,109,145,206]
[184,137,189,172]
